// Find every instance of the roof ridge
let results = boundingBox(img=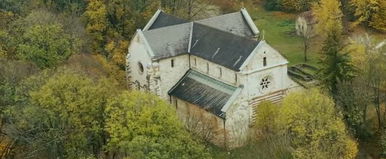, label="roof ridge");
[143,21,192,33]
